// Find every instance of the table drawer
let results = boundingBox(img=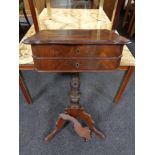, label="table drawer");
[33,57,121,72]
[32,45,123,58]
